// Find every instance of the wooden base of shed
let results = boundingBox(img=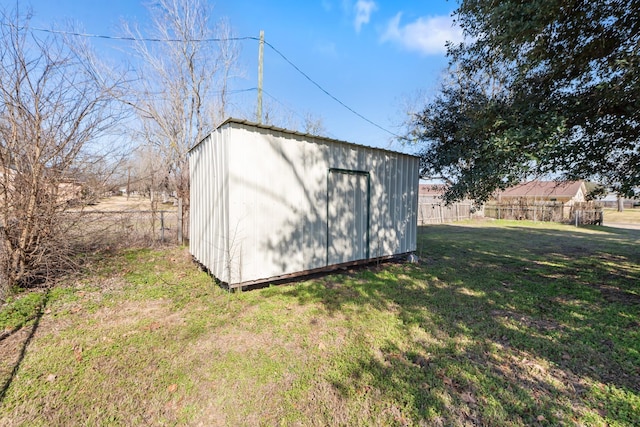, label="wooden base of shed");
[194,252,415,291]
